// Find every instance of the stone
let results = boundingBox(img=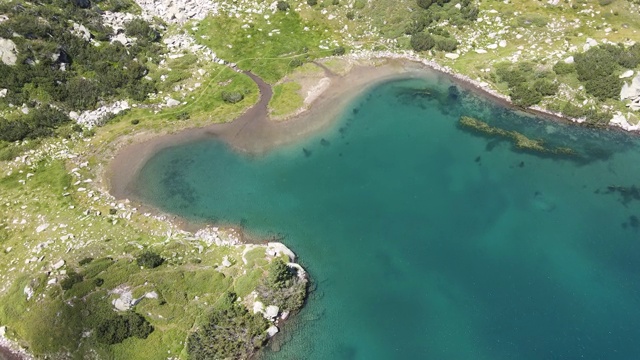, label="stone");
[253,301,264,314]
[444,53,459,59]
[487,43,498,50]
[264,305,279,320]
[267,325,279,337]
[266,242,296,262]
[563,56,574,64]
[113,298,130,311]
[52,260,65,270]
[71,22,91,41]
[0,88,6,97]
[0,325,5,337]
[166,98,180,107]
[475,49,487,54]
[36,224,50,233]
[498,40,507,47]
[620,70,634,79]
[24,285,33,301]
[0,38,17,65]
[620,74,640,101]
[221,255,232,267]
